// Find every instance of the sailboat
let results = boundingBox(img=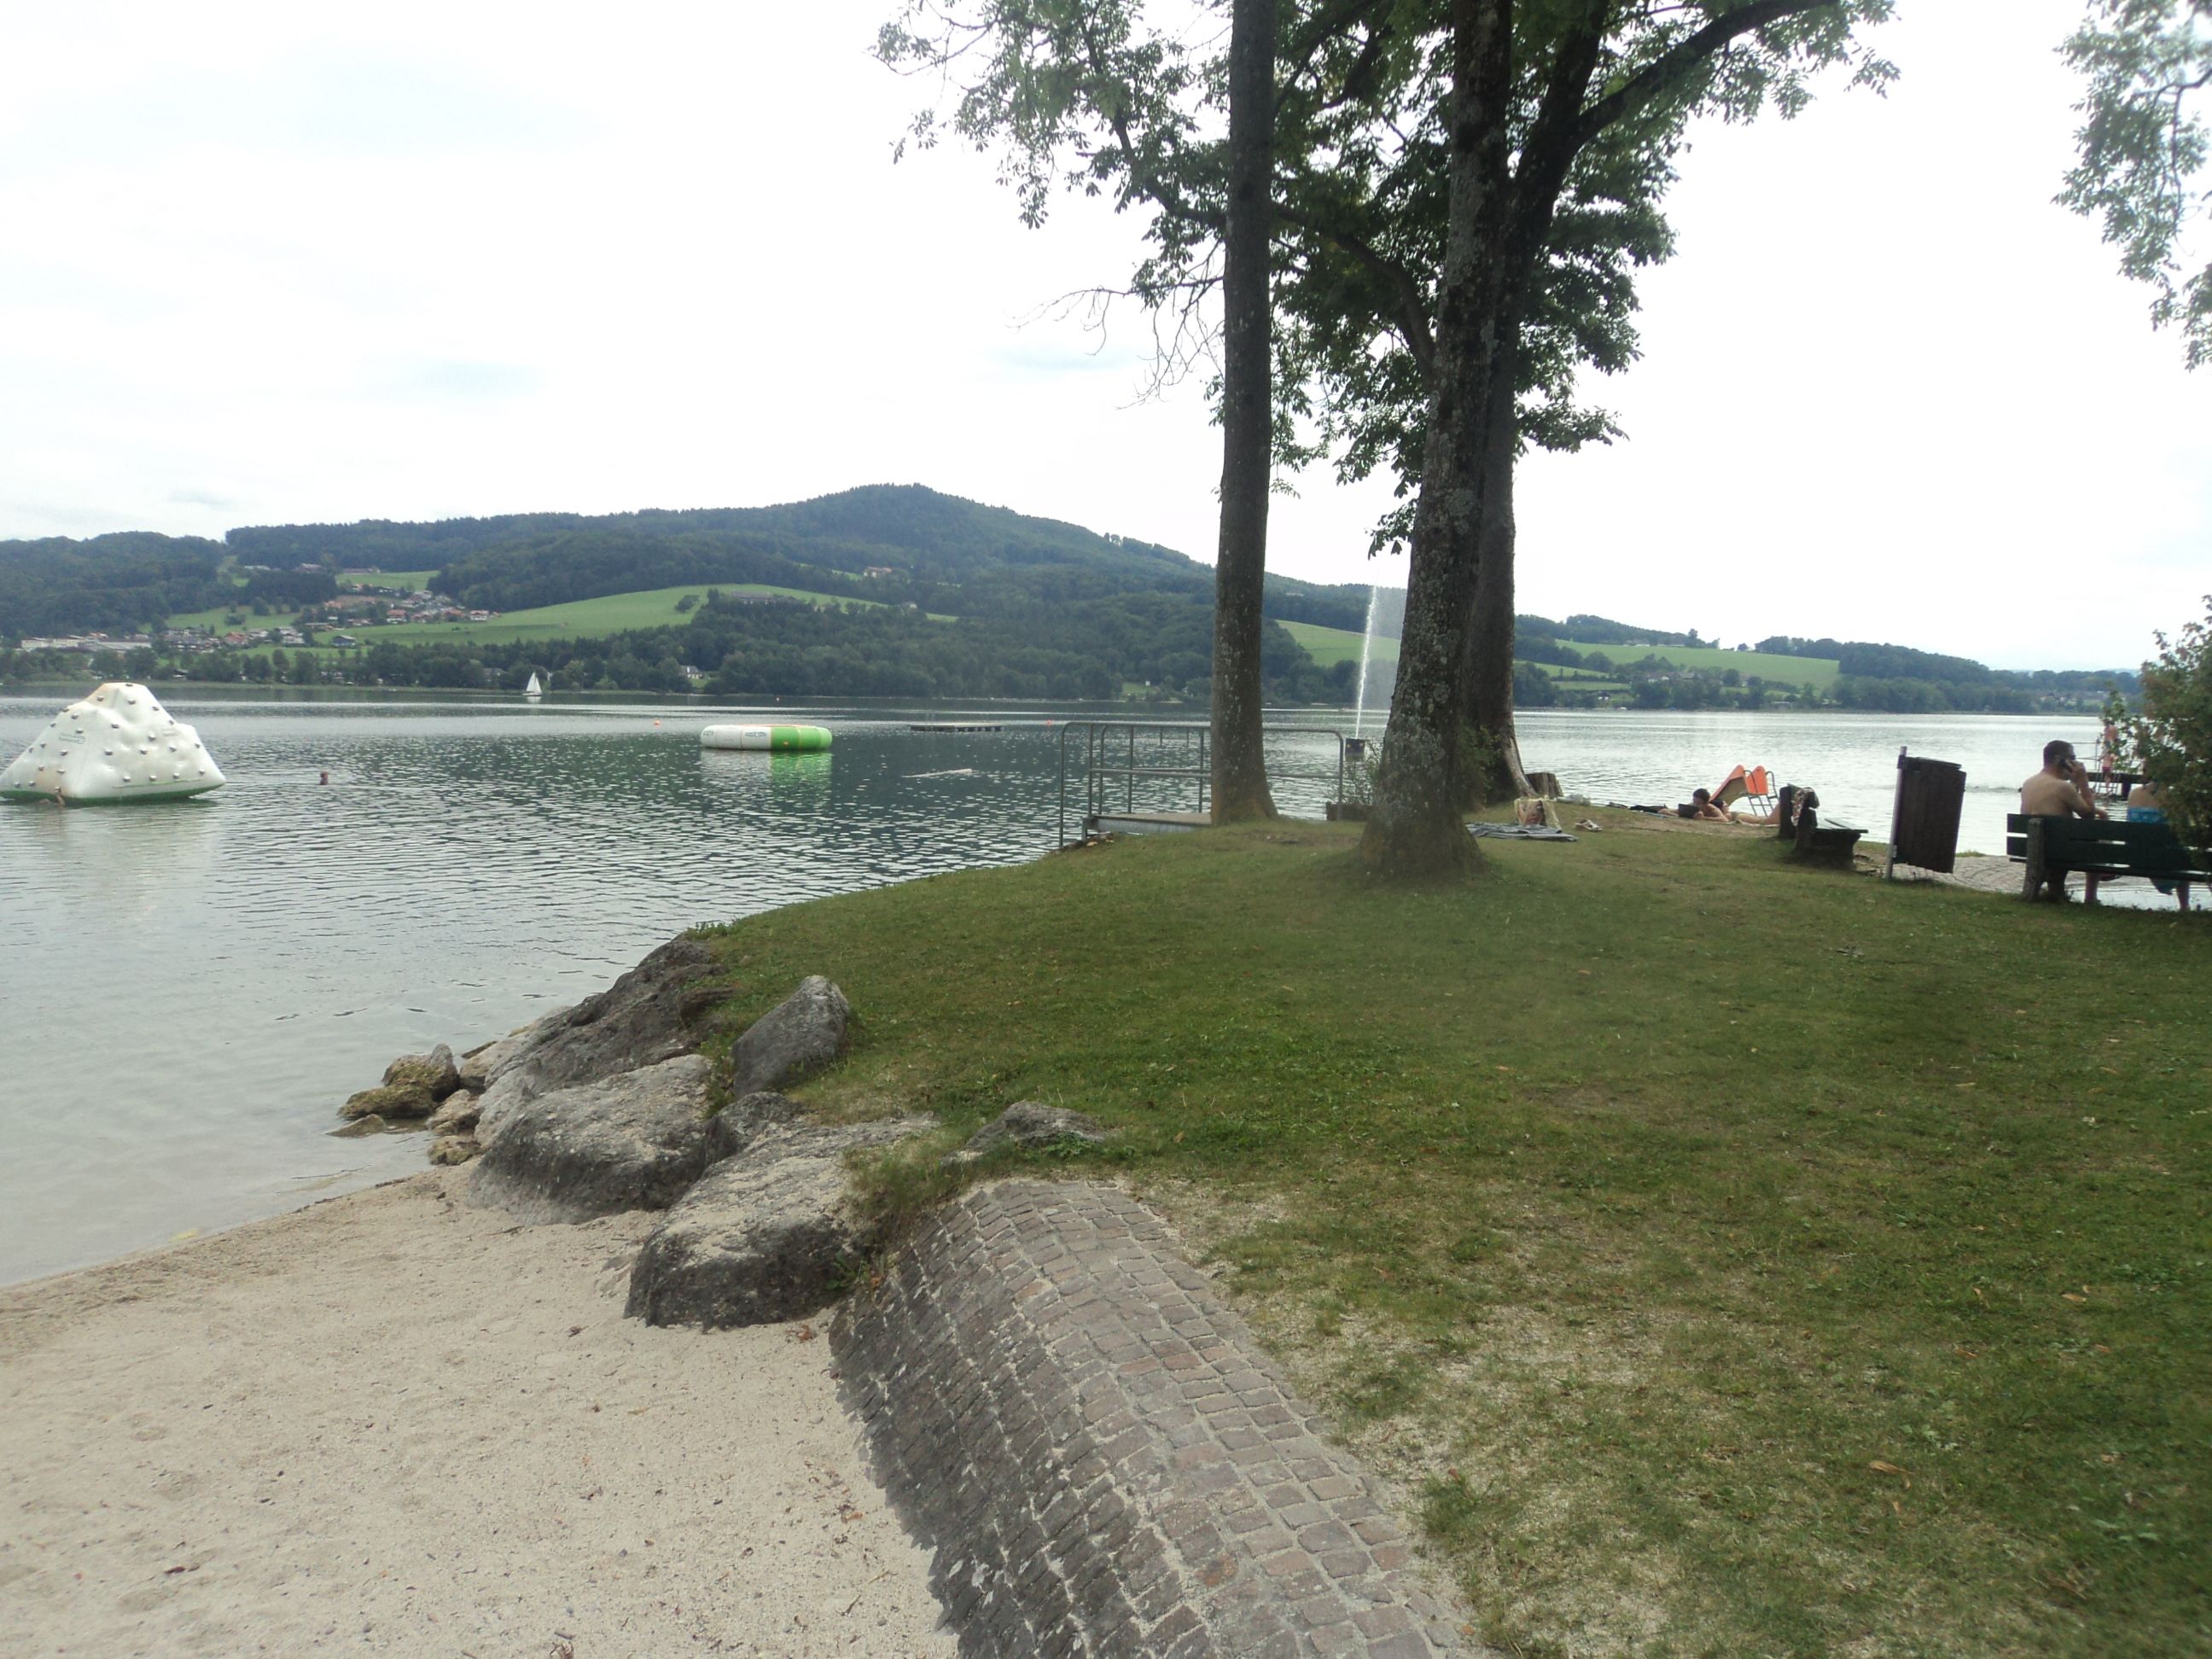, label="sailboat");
[523,672,543,700]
